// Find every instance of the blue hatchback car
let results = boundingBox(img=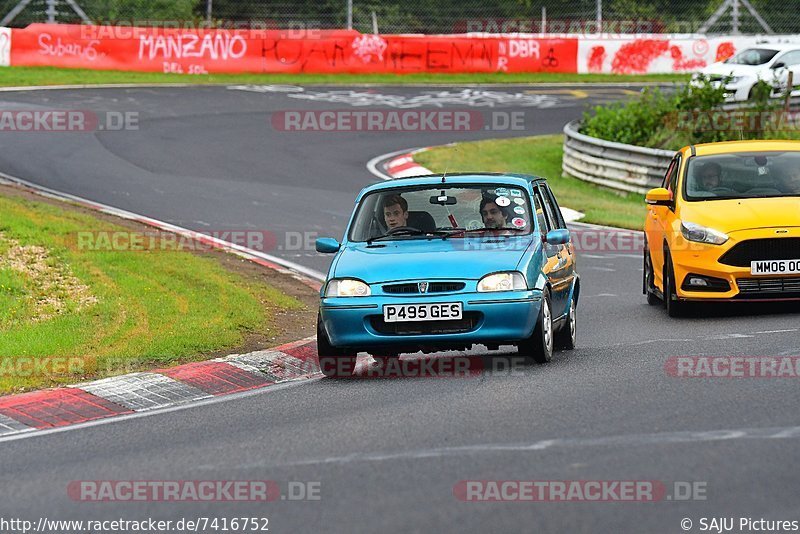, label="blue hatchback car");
[315,173,579,377]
